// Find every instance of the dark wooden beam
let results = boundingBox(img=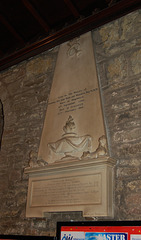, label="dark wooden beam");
[64,0,80,18]
[22,0,49,33]
[0,49,4,56]
[0,14,25,45]
[0,0,140,71]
